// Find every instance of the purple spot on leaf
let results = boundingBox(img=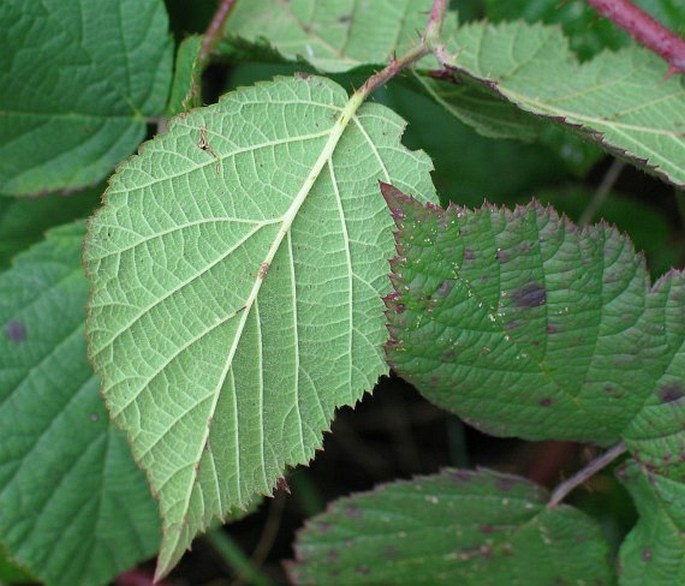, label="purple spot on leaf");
[512,283,546,308]
[356,565,371,575]
[642,548,652,562]
[5,319,27,342]
[658,383,685,403]
[463,248,476,261]
[435,280,454,297]
[539,398,554,407]
[395,304,406,314]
